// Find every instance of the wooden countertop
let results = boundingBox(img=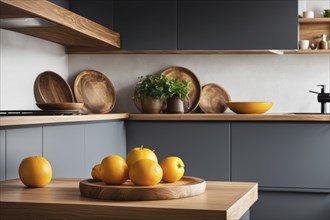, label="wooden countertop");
[128,113,330,121]
[1,113,329,127]
[0,179,258,220]
[0,113,129,127]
